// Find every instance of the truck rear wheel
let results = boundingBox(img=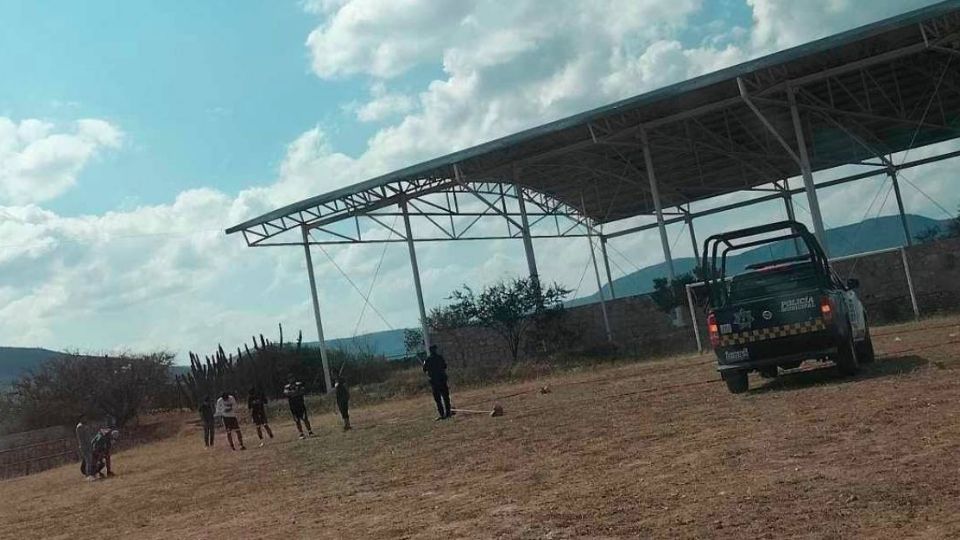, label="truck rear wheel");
[723,371,749,394]
[855,326,875,364]
[835,329,860,376]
